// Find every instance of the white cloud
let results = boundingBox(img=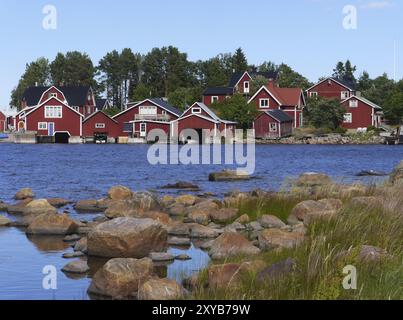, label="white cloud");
[361,1,392,9]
